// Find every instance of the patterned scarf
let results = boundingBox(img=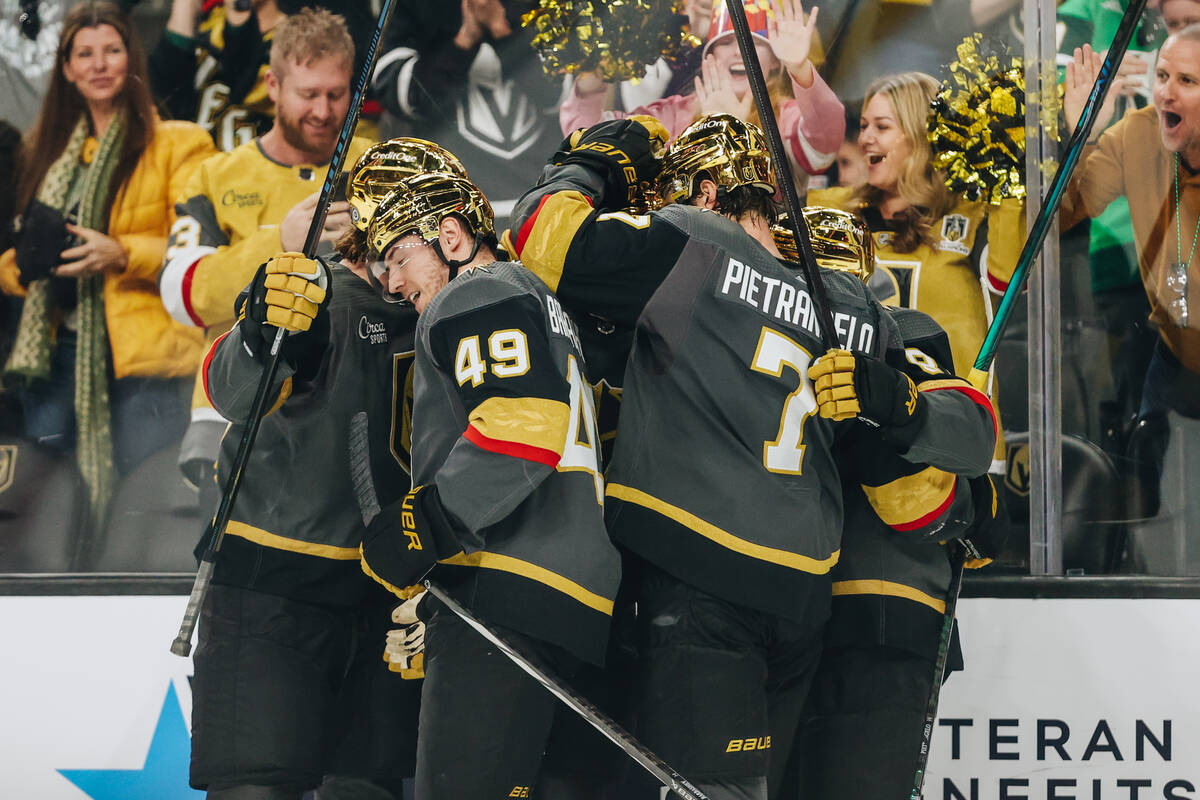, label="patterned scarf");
[5,114,125,530]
